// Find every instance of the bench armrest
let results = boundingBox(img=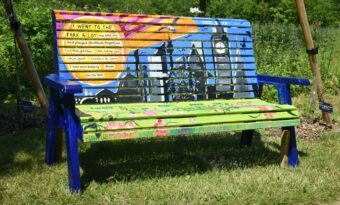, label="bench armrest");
[257,74,310,86]
[45,74,83,94]
[256,74,310,105]
[45,74,83,141]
